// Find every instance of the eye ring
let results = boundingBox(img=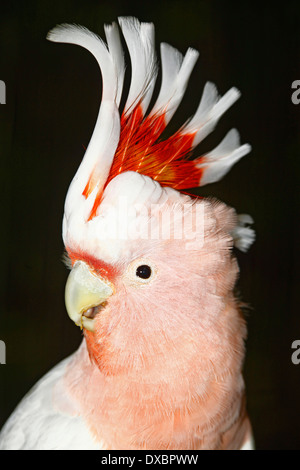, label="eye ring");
[126,258,157,285]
